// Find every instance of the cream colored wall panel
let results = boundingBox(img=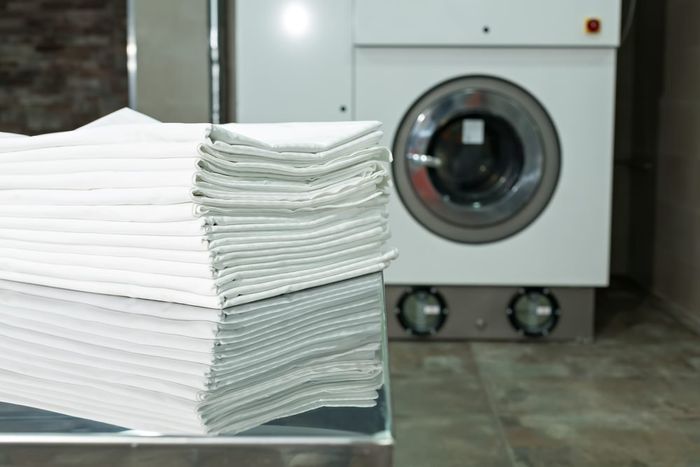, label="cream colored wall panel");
[133,0,210,122]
